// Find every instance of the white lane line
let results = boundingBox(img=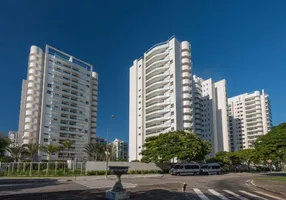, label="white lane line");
[239,190,267,200]
[223,190,249,200]
[208,189,229,200]
[255,190,285,200]
[194,188,210,200]
[251,180,257,186]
